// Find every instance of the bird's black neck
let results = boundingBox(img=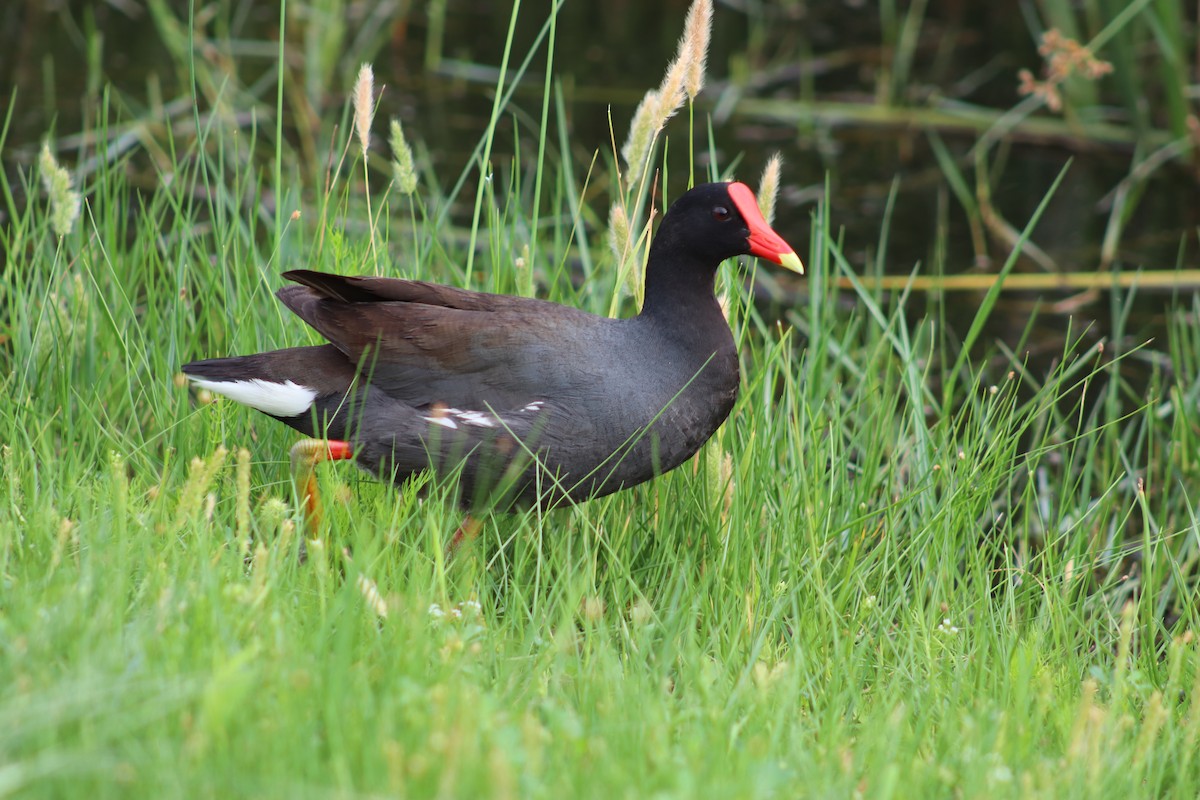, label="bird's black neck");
[638,224,725,323]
